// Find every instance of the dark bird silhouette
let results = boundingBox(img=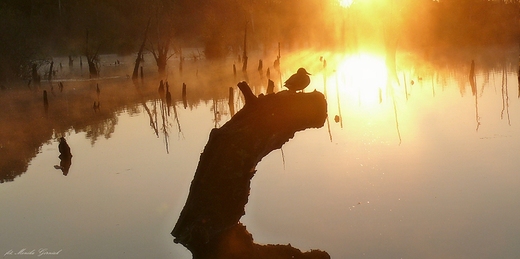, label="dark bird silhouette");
[57,137,72,176]
[284,68,311,92]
